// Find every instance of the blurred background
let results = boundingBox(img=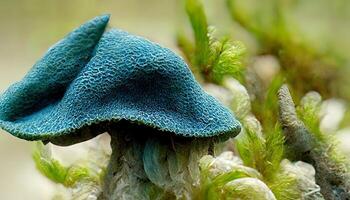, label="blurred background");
[0,0,349,199]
